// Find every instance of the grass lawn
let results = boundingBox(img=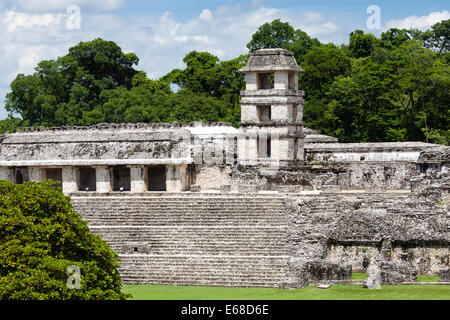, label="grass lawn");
[351,273,440,282]
[122,284,450,300]
[417,275,440,282]
[351,272,368,280]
